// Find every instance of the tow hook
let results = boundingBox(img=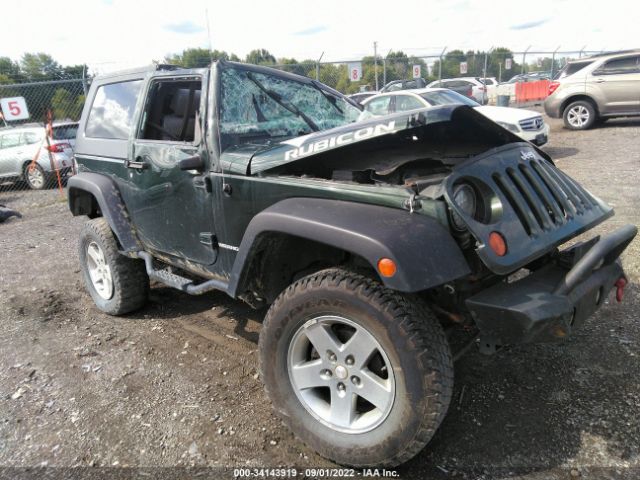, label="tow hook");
[615,277,627,302]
